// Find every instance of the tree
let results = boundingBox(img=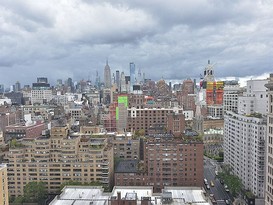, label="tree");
[219,165,243,196]
[23,181,47,204]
